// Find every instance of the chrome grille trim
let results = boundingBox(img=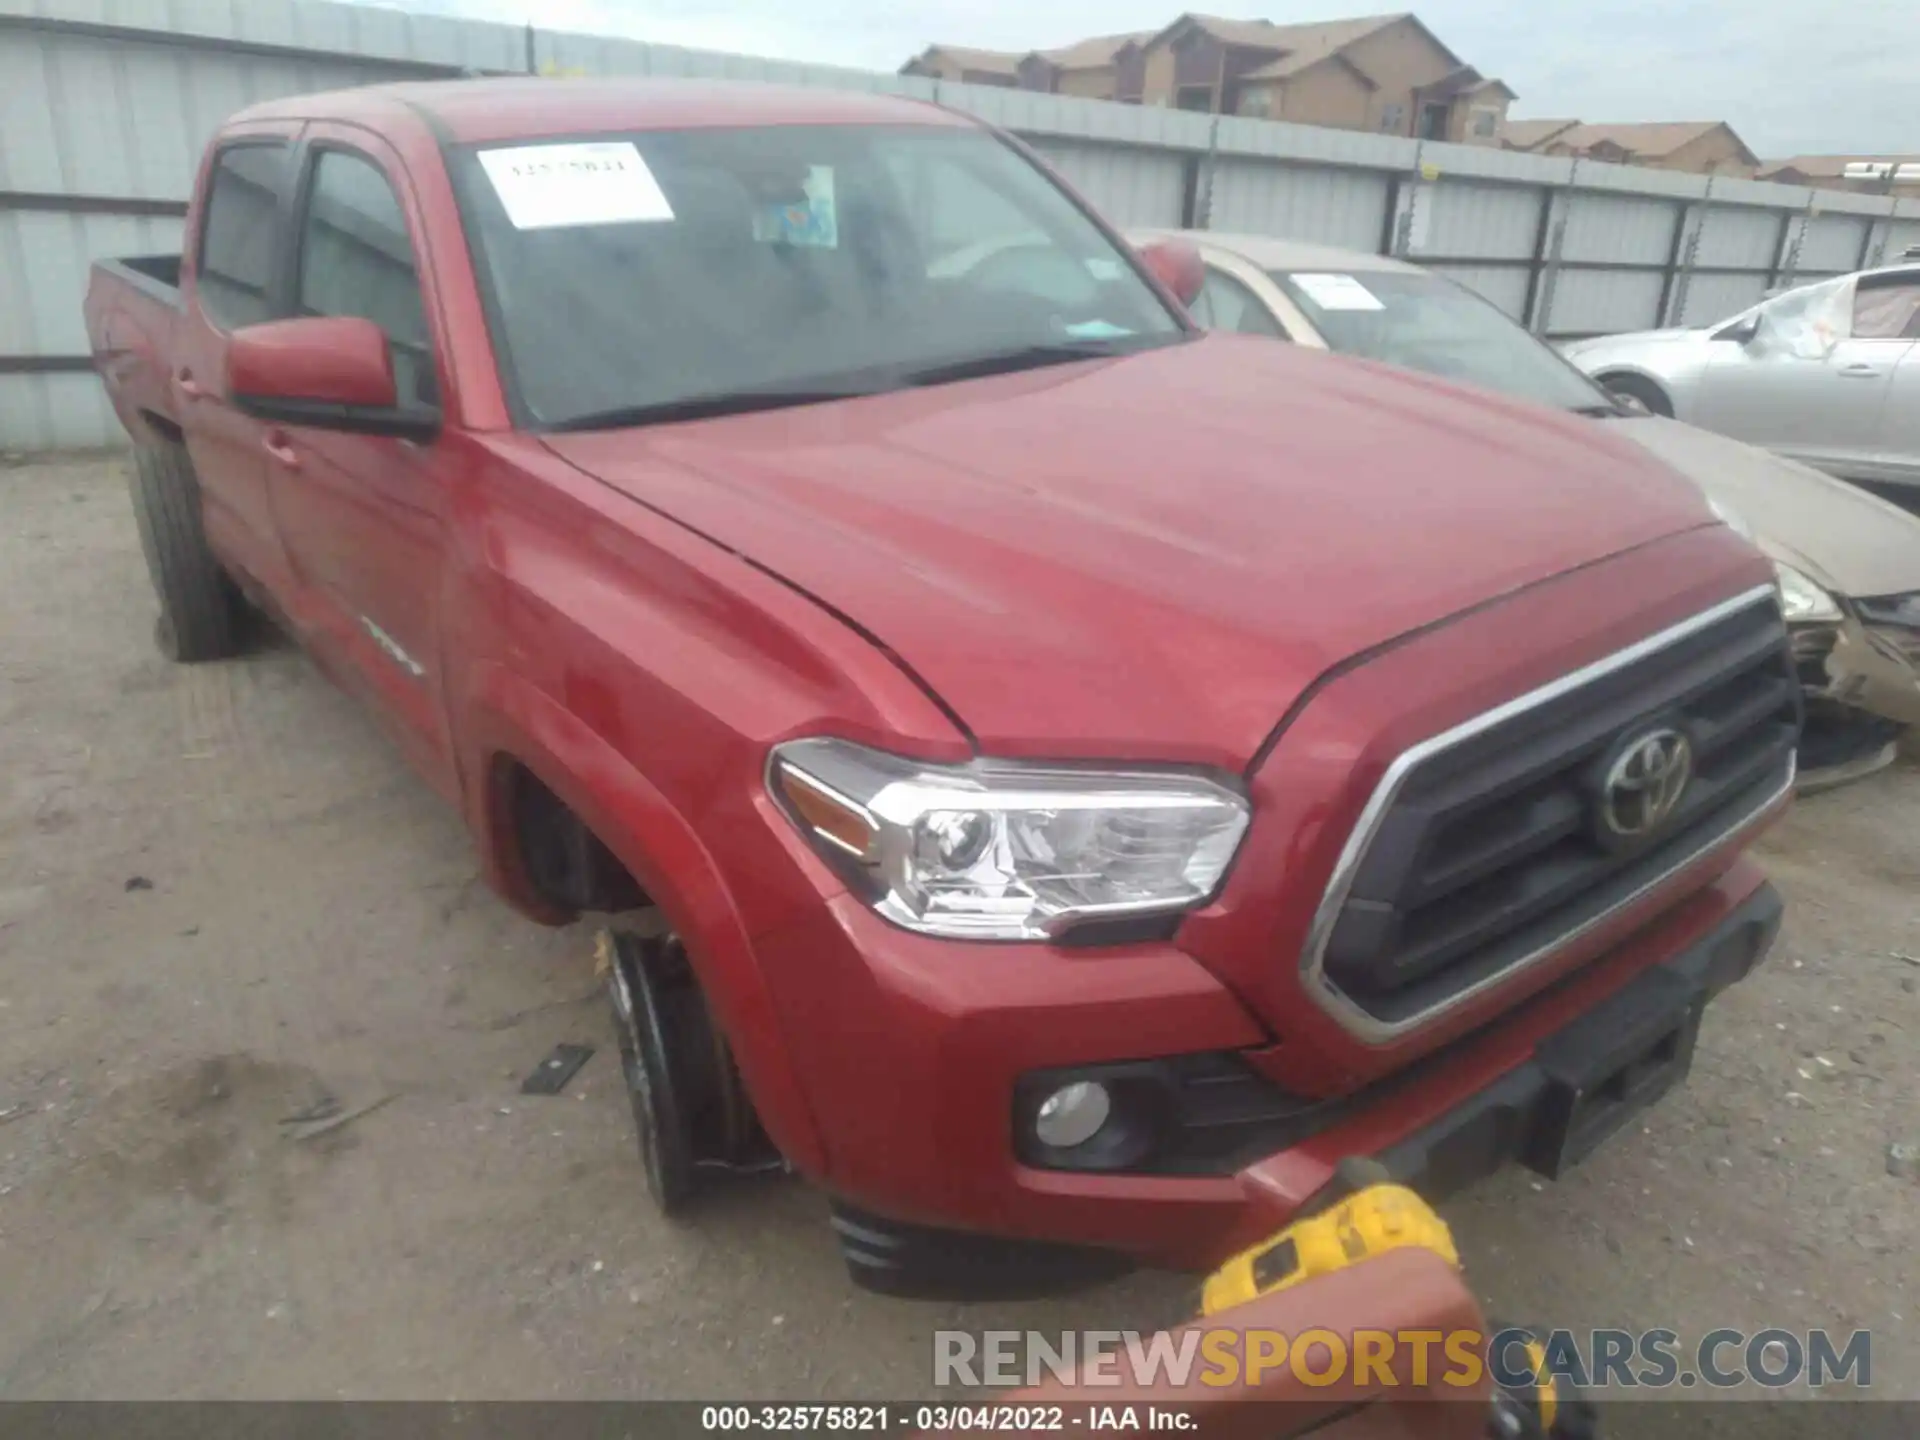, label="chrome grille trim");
[1300,583,1788,1044]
